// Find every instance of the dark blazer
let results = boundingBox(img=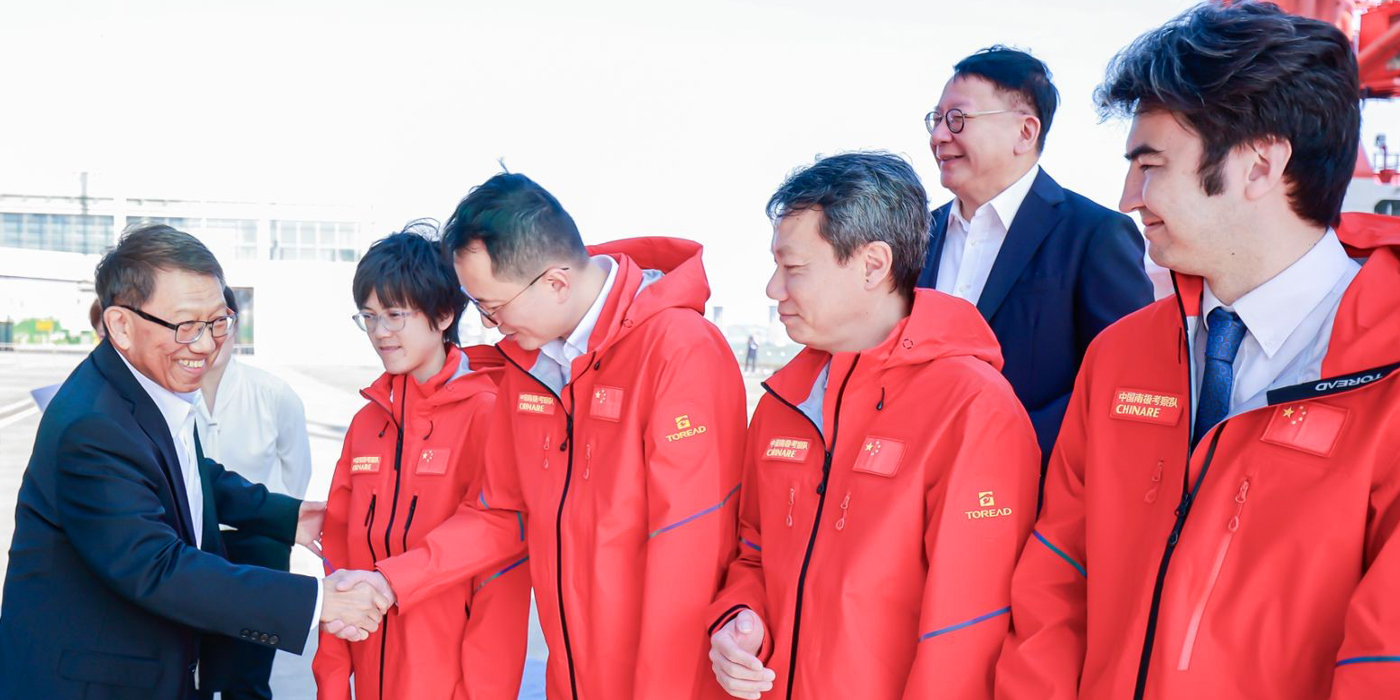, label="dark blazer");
[0,340,317,700]
[917,169,1153,467]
